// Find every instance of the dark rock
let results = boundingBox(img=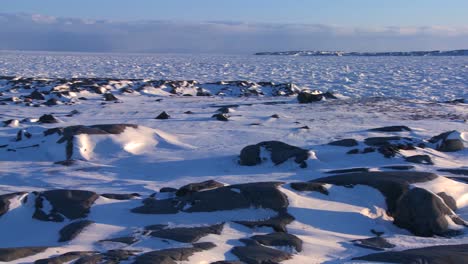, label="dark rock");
[378,145,400,158]
[235,210,295,233]
[381,165,415,170]
[99,236,138,245]
[33,189,99,222]
[216,107,232,114]
[132,182,288,215]
[176,180,224,197]
[393,188,461,237]
[155,111,170,119]
[362,147,376,153]
[212,113,229,121]
[364,136,407,146]
[133,242,216,264]
[210,261,243,264]
[347,149,360,154]
[369,126,412,132]
[429,131,464,152]
[34,251,95,264]
[160,187,178,193]
[38,114,59,123]
[44,98,59,106]
[299,125,309,130]
[0,192,26,217]
[239,141,309,167]
[312,171,437,214]
[270,114,280,118]
[29,90,45,100]
[444,98,465,104]
[101,193,140,200]
[232,241,292,264]
[2,119,18,127]
[328,138,358,147]
[184,111,194,114]
[290,182,329,195]
[352,237,395,251]
[54,160,77,166]
[323,91,338,99]
[103,93,118,101]
[251,232,303,252]
[59,220,94,242]
[438,168,468,176]
[353,243,468,264]
[405,155,434,165]
[325,168,369,174]
[150,223,224,243]
[144,224,167,231]
[297,91,323,103]
[438,192,457,211]
[0,247,48,262]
